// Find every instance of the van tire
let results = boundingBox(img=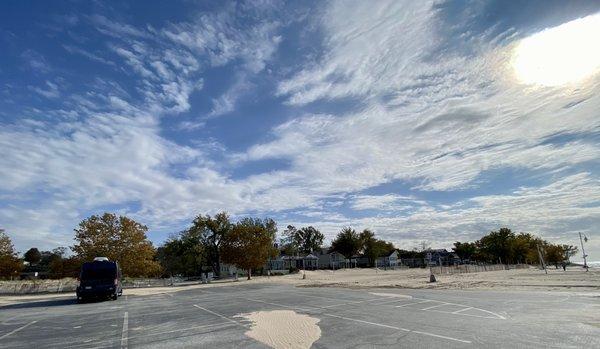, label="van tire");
[111,293,118,300]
